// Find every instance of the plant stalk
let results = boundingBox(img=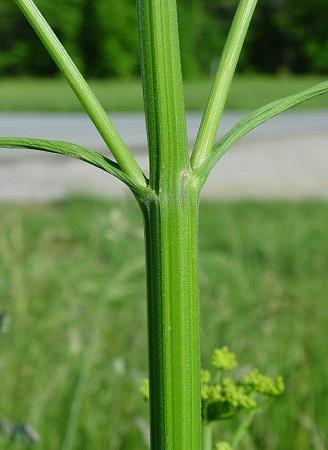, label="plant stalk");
[137,0,202,447]
[231,410,257,449]
[141,175,201,449]
[202,421,213,450]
